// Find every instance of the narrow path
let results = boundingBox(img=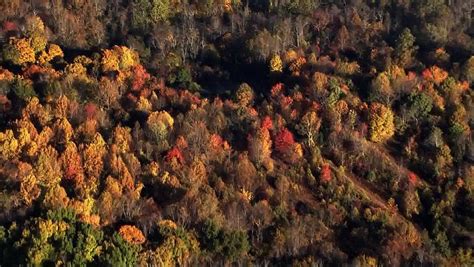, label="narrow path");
[361,138,430,188]
[327,161,389,210]
[325,159,424,235]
